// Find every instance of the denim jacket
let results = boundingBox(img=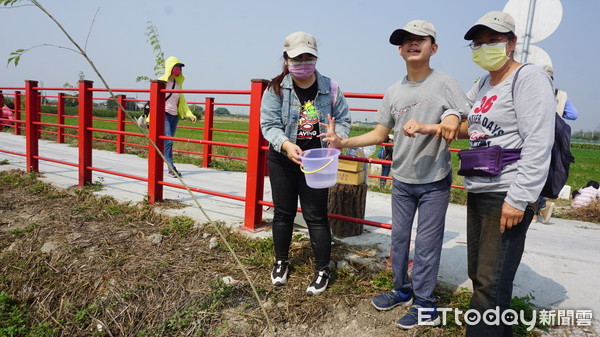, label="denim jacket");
[260,71,351,153]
